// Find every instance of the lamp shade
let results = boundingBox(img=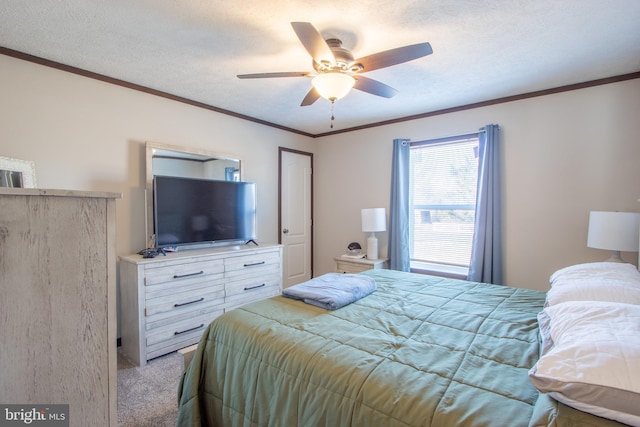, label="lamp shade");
[362,208,386,232]
[587,211,640,252]
[312,73,355,101]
